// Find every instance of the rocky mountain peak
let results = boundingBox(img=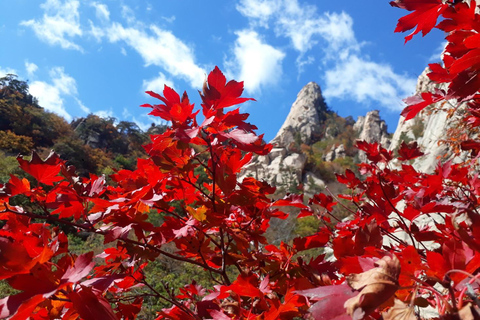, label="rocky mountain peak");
[354,110,391,146]
[271,82,327,149]
[240,81,392,195]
